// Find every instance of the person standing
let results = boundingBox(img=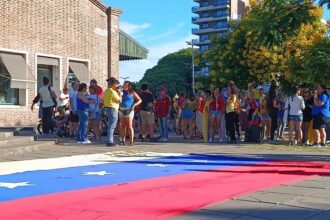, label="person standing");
[119,81,142,146]
[155,87,171,142]
[208,87,225,143]
[69,82,79,138]
[57,87,69,115]
[285,86,305,146]
[76,83,95,144]
[202,90,212,143]
[267,82,279,144]
[276,92,286,140]
[87,85,103,142]
[225,85,237,143]
[38,77,57,135]
[103,78,122,146]
[259,87,271,140]
[139,83,155,142]
[181,92,198,140]
[195,90,205,138]
[90,79,104,98]
[302,89,314,145]
[312,85,330,147]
